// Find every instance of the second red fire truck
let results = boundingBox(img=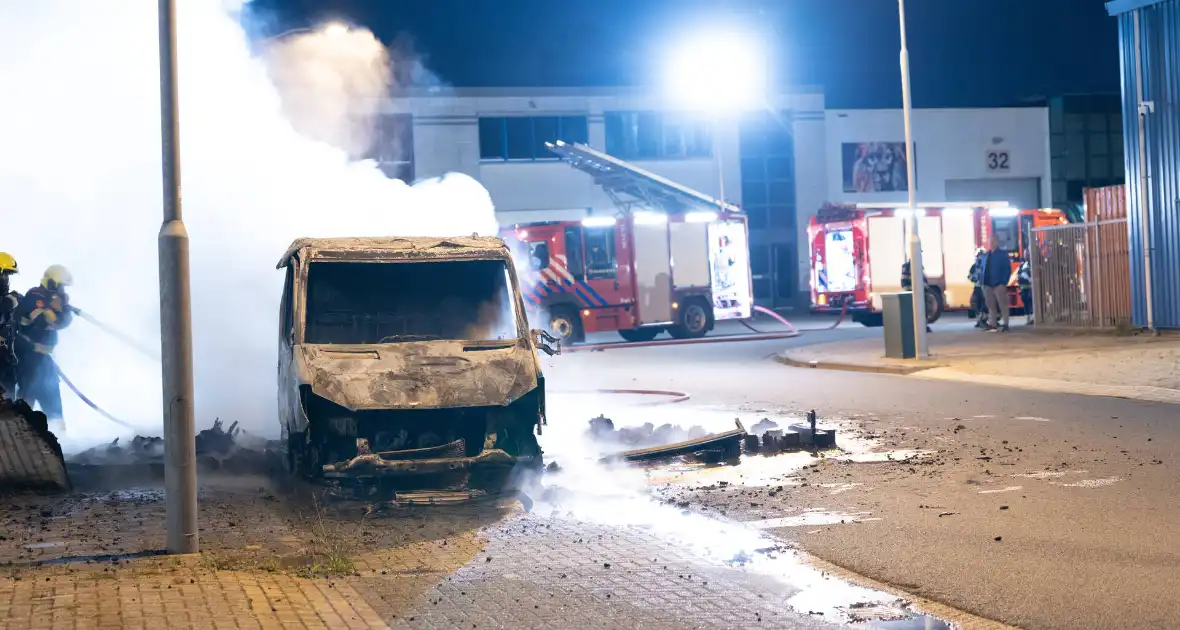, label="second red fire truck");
[807,202,1068,326]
